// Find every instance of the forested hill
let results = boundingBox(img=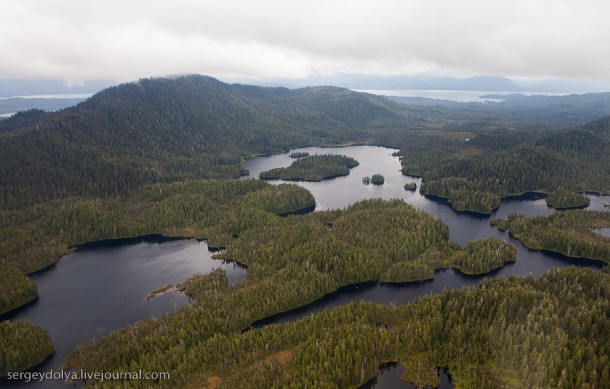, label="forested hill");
[389,92,610,128]
[0,75,457,209]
